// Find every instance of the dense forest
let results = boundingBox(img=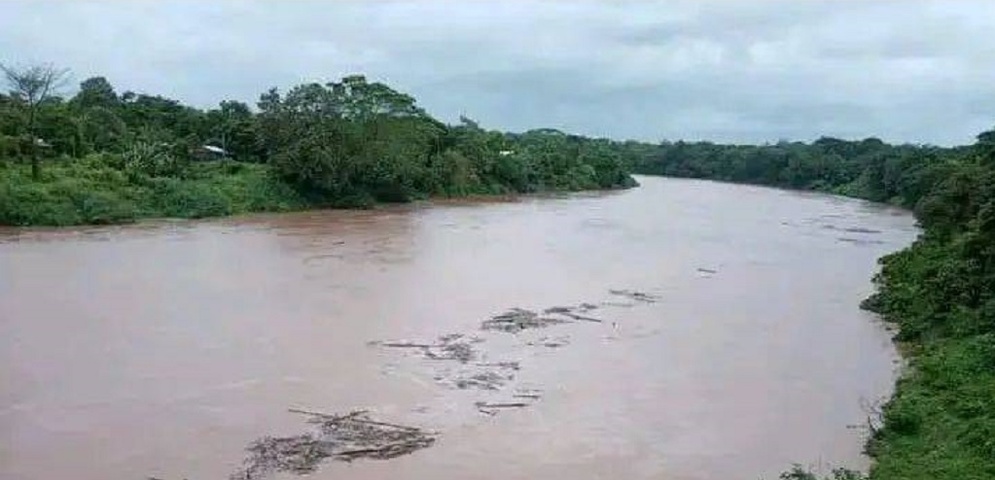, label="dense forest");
[0,67,635,226]
[635,135,995,480]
